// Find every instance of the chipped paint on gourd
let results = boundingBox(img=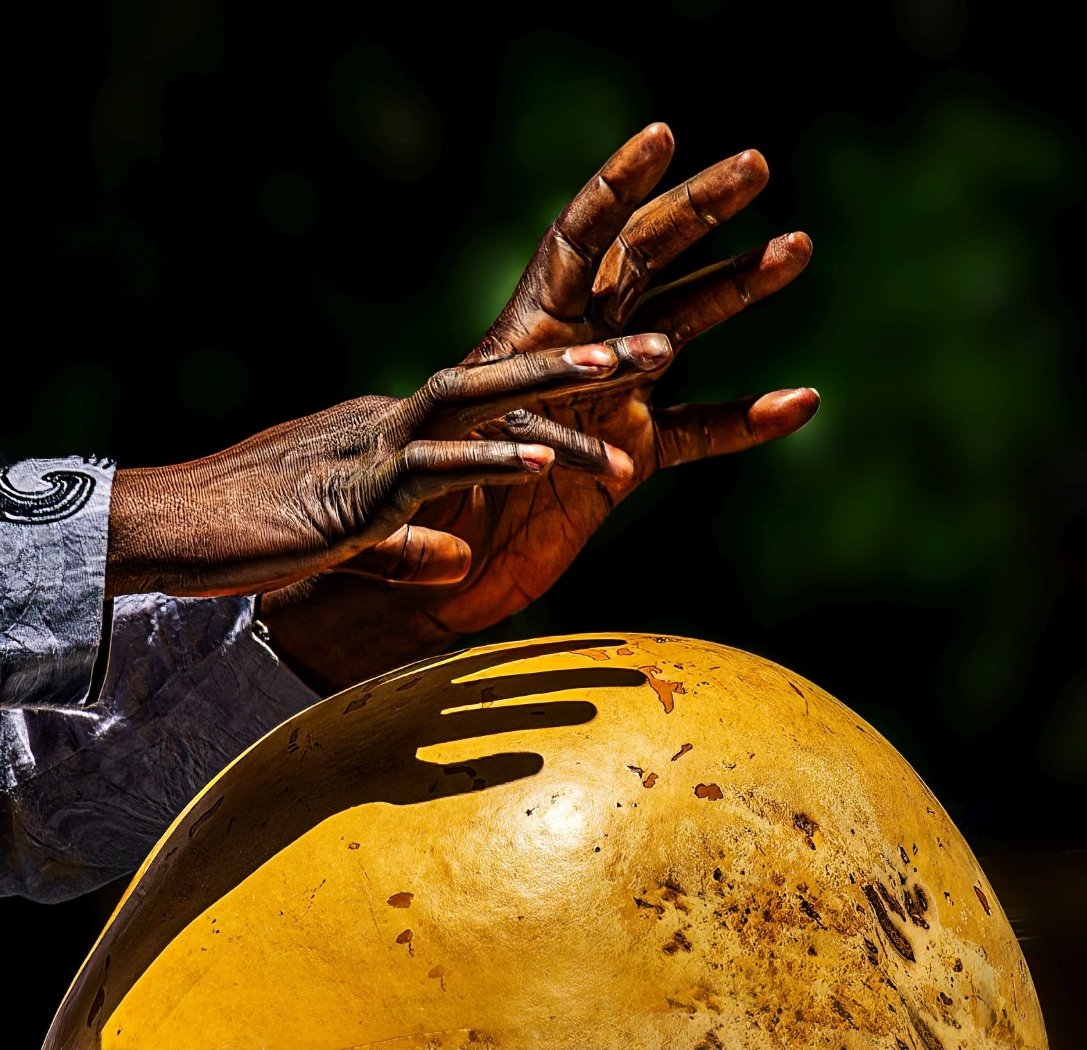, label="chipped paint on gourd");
[46,633,1048,1049]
